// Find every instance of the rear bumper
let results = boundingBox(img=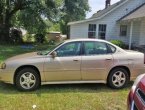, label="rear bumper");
[0,69,14,84]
